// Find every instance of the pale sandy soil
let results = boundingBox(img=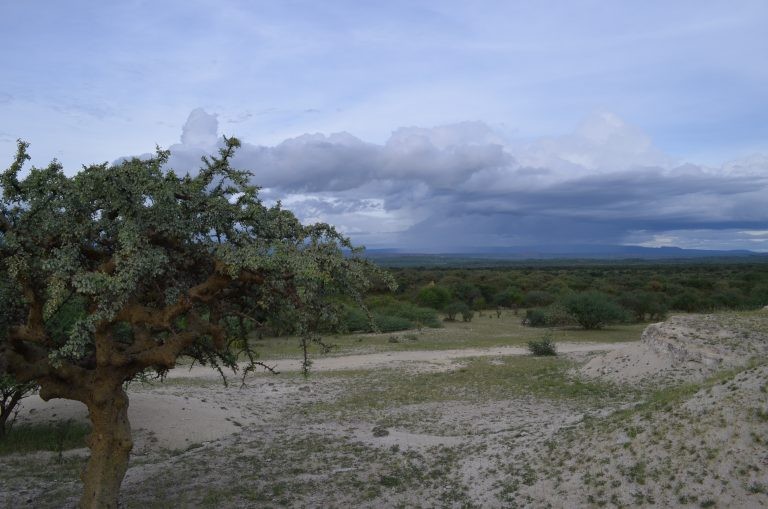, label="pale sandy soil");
[2,312,768,508]
[14,342,633,453]
[167,341,635,378]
